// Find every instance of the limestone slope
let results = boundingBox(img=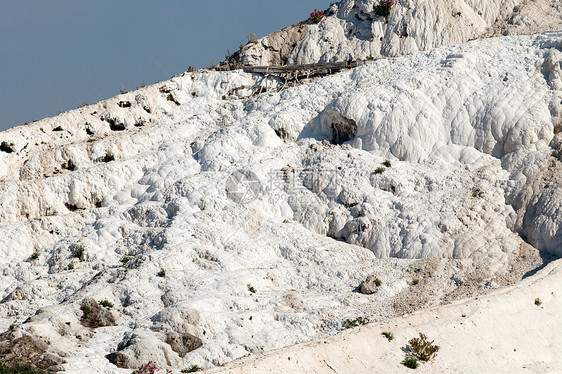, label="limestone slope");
[208,258,562,374]
[0,31,561,372]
